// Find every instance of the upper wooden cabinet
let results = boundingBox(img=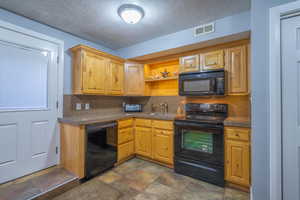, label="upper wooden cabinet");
[200,50,225,71]
[179,55,200,73]
[226,45,249,95]
[124,63,144,96]
[70,45,125,95]
[107,60,124,95]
